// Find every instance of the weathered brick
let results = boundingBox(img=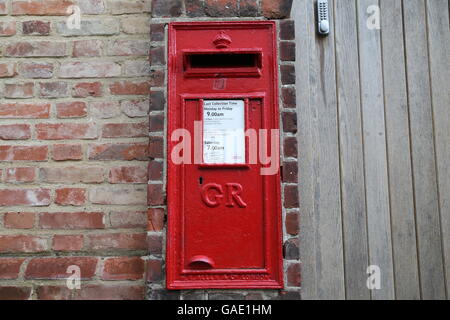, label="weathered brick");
[282,161,298,183]
[151,0,182,17]
[148,184,164,206]
[147,208,165,232]
[51,144,83,161]
[107,39,149,56]
[287,262,300,286]
[39,82,69,98]
[87,233,147,250]
[121,99,149,117]
[0,62,17,77]
[55,188,87,206]
[284,136,297,158]
[102,122,148,138]
[72,39,103,57]
[110,210,147,229]
[19,62,53,78]
[150,23,165,41]
[109,165,148,183]
[5,41,66,57]
[282,86,296,108]
[281,65,296,85]
[0,235,48,253]
[0,21,16,36]
[88,143,148,160]
[39,212,104,229]
[240,0,258,16]
[148,288,180,300]
[4,212,35,229]
[0,124,31,140]
[56,19,119,36]
[0,189,51,206]
[0,287,31,300]
[3,82,34,98]
[52,235,83,251]
[72,284,144,300]
[148,160,163,180]
[0,102,50,118]
[124,60,151,77]
[0,145,48,161]
[73,82,102,98]
[25,257,97,280]
[284,185,299,209]
[280,41,296,61]
[110,81,151,95]
[89,186,147,205]
[5,167,36,183]
[12,0,74,15]
[146,259,163,281]
[109,0,151,14]
[36,286,71,300]
[120,16,150,34]
[36,123,97,140]
[22,20,50,35]
[204,0,238,16]
[150,69,165,86]
[0,258,26,279]
[56,101,87,118]
[150,91,165,111]
[59,61,121,78]
[284,238,299,260]
[262,0,293,19]
[150,46,165,65]
[102,256,145,280]
[280,19,295,40]
[0,1,7,14]
[149,114,164,132]
[148,136,164,158]
[40,166,105,183]
[185,0,204,17]
[77,0,105,14]
[147,234,163,254]
[90,101,120,118]
[283,111,297,133]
